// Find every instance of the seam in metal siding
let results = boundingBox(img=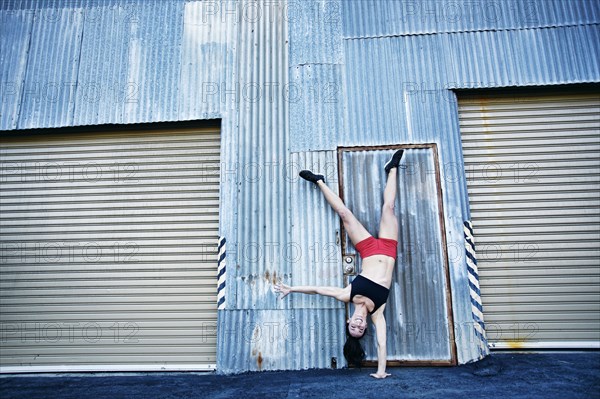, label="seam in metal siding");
[0,7,33,130]
[288,1,346,153]
[0,126,221,372]
[458,90,600,348]
[19,6,84,128]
